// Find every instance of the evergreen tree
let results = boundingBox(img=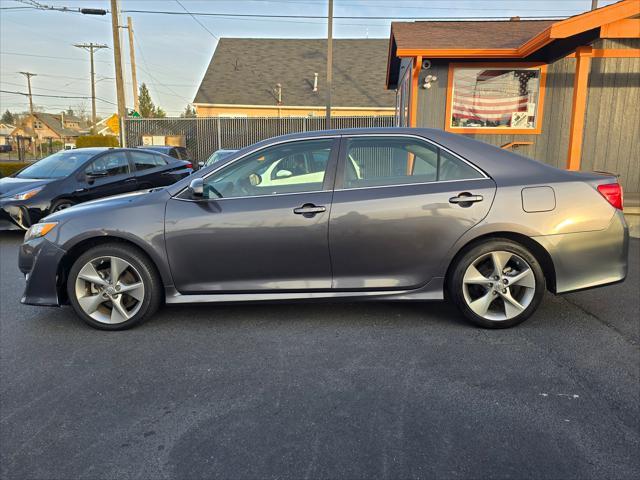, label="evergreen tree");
[1,109,14,124]
[138,83,166,118]
[181,105,196,118]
